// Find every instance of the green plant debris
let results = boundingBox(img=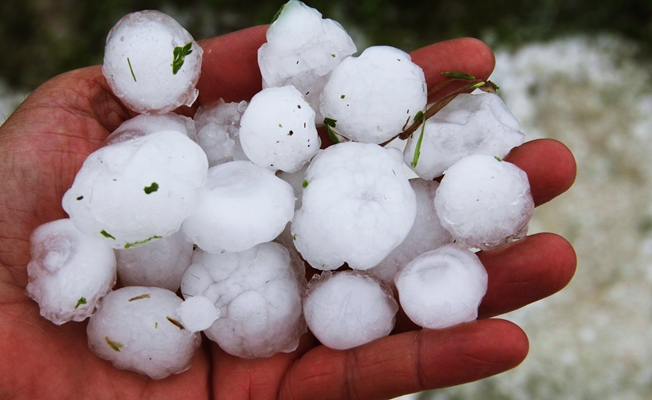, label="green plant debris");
[494,156,503,162]
[341,94,346,99]
[100,230,115,240]
[167,316,185,330]
[413,110,424,122]
[105,336,124,352]
[127,58,137,82]
[271,2,287,23]
[442,71,475,80]
[76,196,83,201]
[324,118,340,144]
[128,293,151,302]
[171,42,193,75]
[331,53,336,57]
[467,81,486,91]
[293,234,298,241]
[411,112,427,168]
[124,235,162,249]
[155,322,158,329]
[324,117,337,128]
[144,182,159,194]
[302,179,309,188]
[74,297,87,309]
